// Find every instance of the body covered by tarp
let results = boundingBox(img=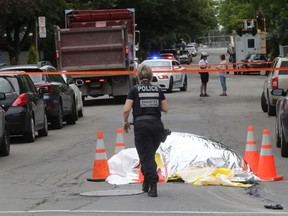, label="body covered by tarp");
[107,132,257,186]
